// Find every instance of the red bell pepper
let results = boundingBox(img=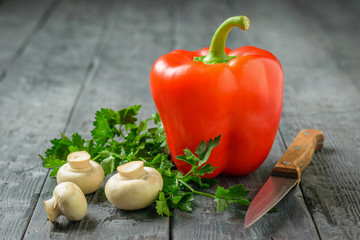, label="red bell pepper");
[150,16,283,178]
